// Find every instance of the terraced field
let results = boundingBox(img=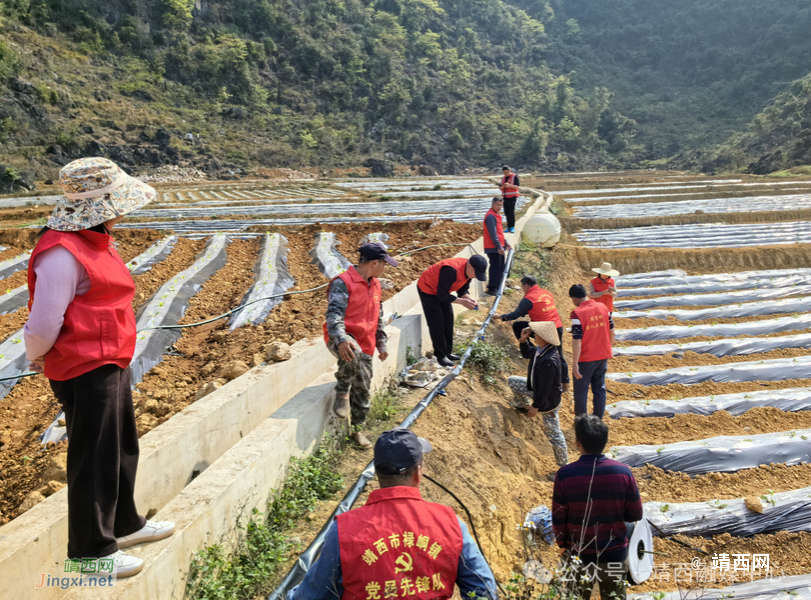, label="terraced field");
[532,170,811,596]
